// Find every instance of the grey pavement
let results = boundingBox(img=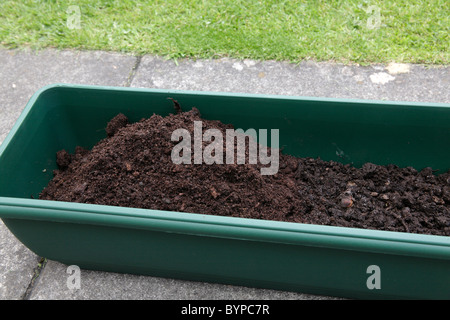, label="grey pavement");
[0,48,448,300]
